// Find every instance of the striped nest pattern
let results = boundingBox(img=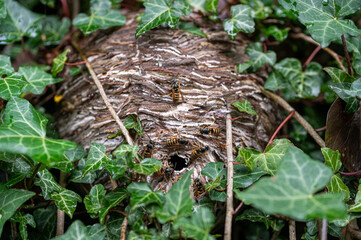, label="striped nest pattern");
[56,13,281,191]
